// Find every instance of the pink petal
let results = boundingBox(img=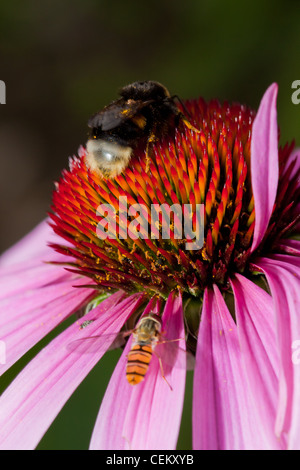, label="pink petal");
[0,218,92,373]
[0,219,66,268]
[274,239,300,256]
[89,292,186,450]
[192,285,278,450]
[284,147,300,180]
[0,292,142,450]
[251,83,279,252]
[0,276,95,375]
[230,274,285,448]
[253,255,300,448]
[0,219,75,300]
[0,258,72,300]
